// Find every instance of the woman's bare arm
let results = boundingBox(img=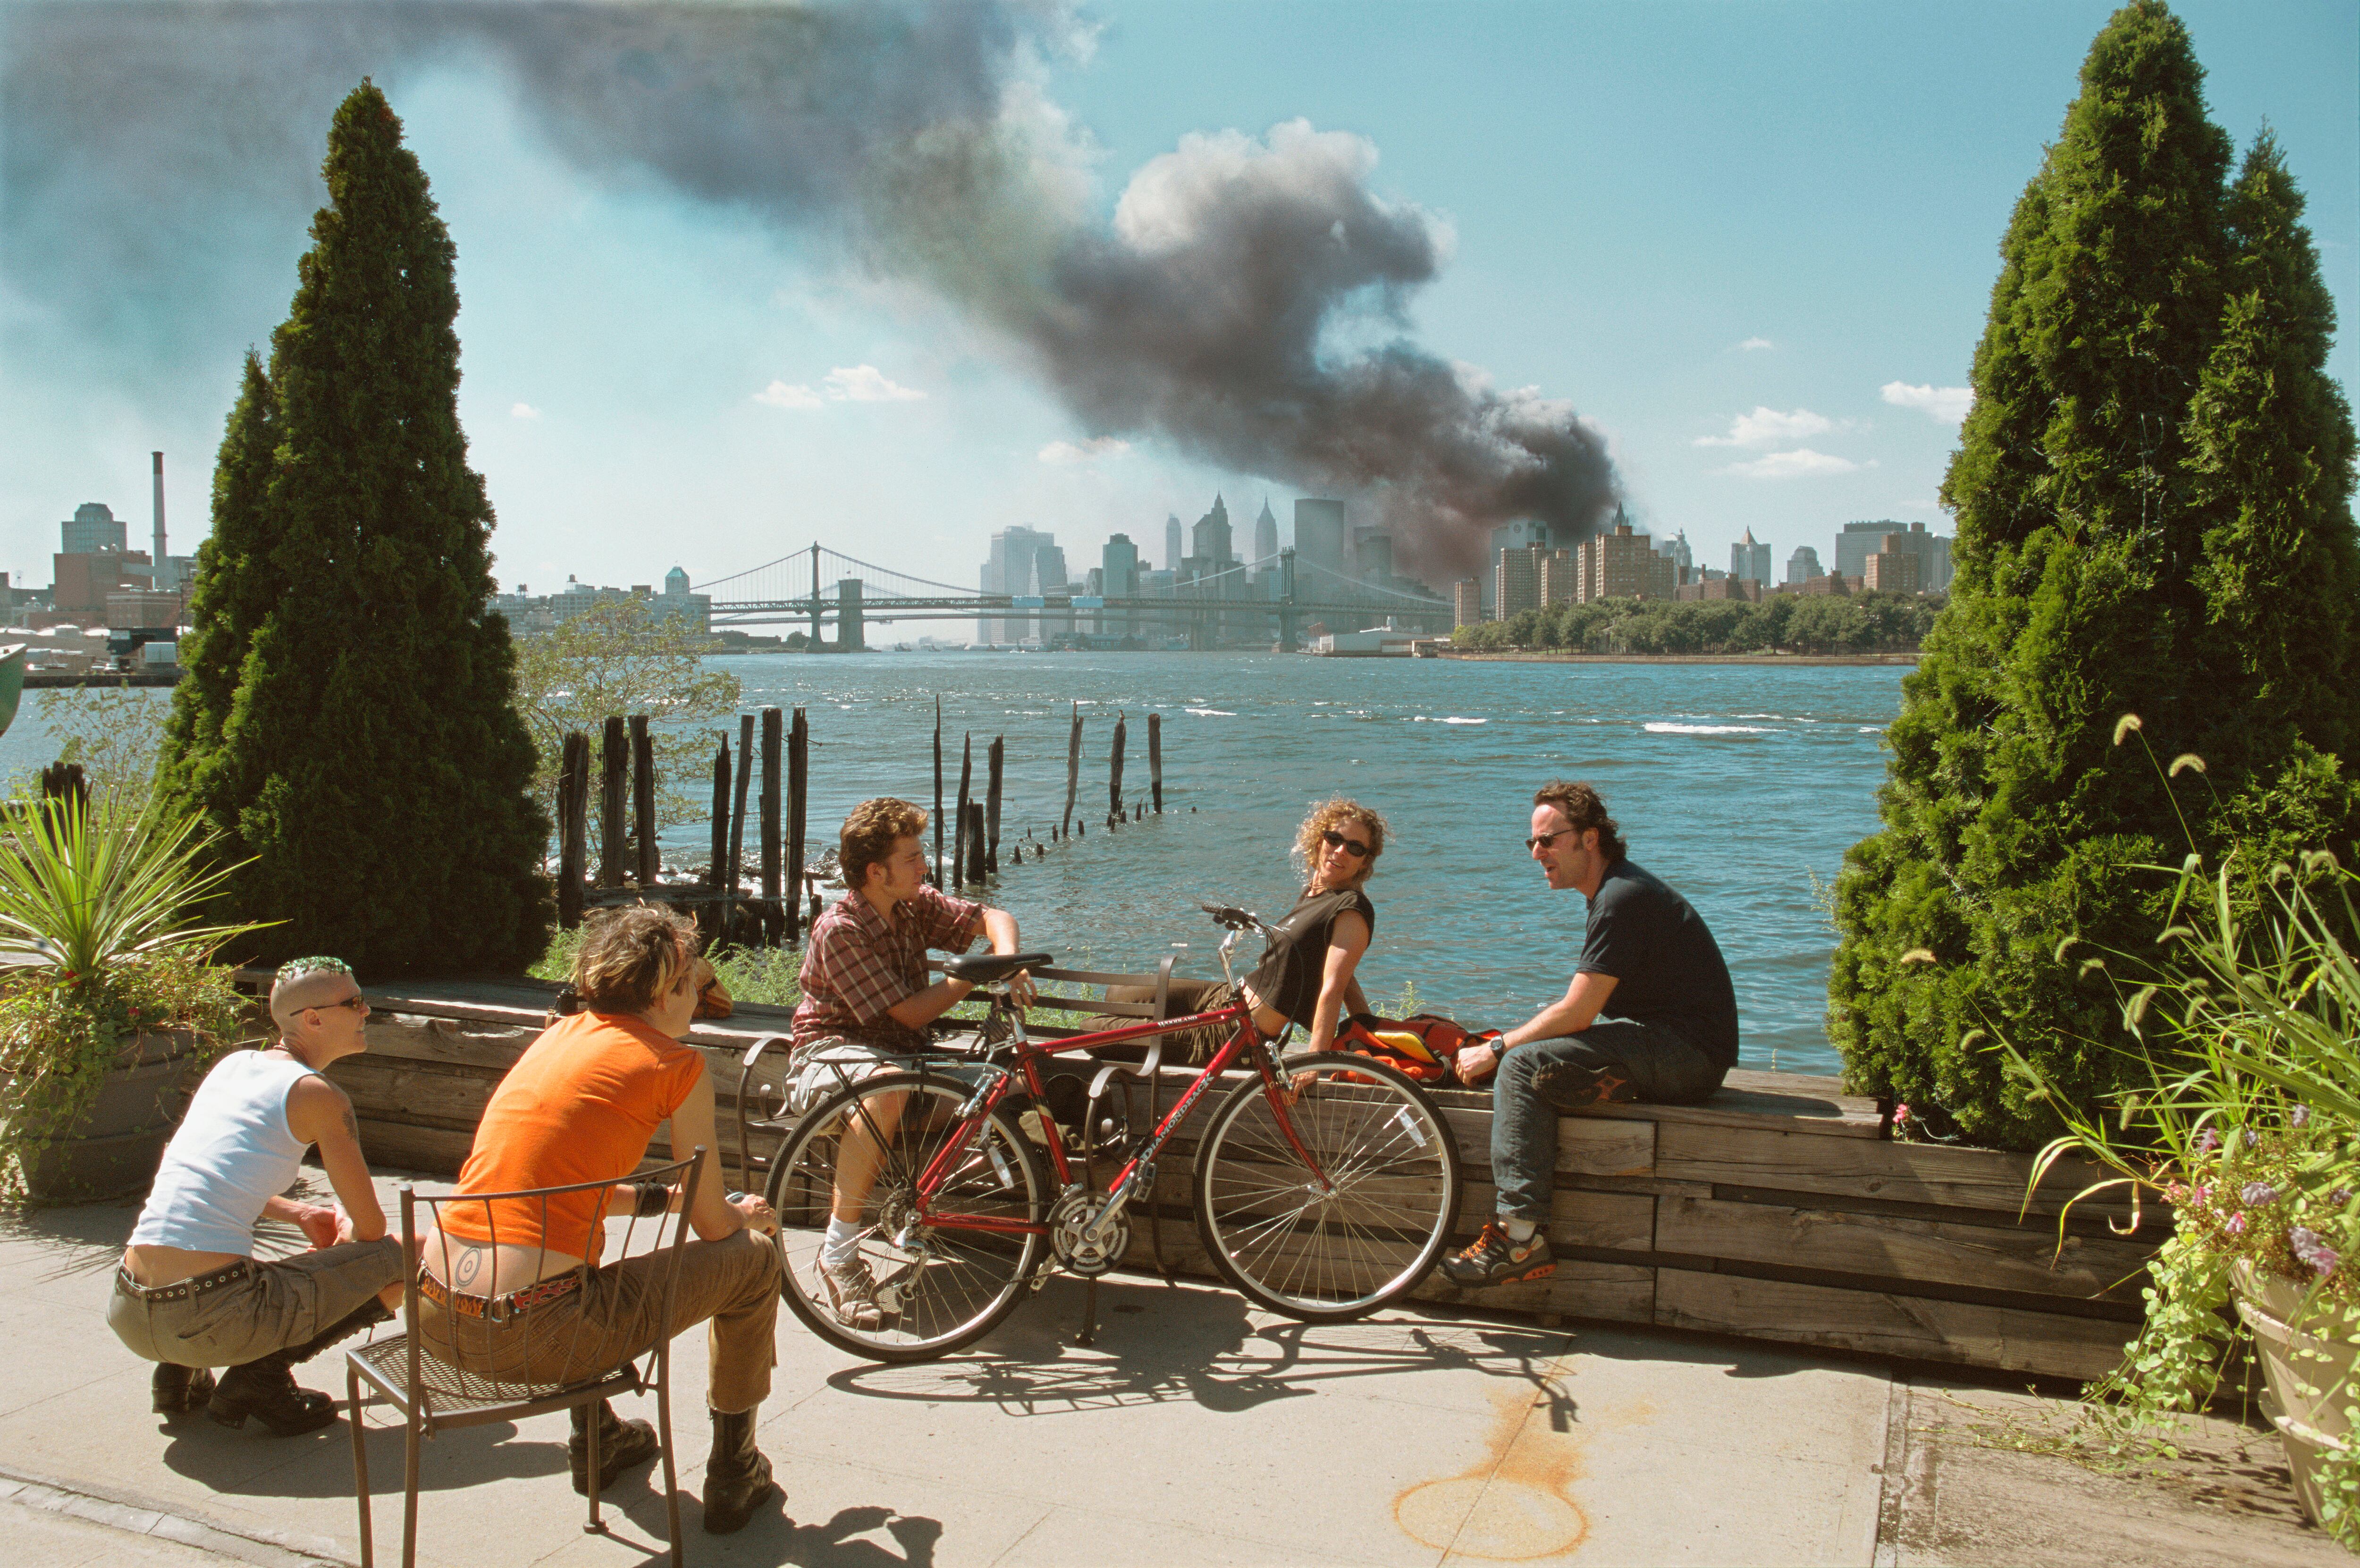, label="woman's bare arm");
[1300,910,1372,1054]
